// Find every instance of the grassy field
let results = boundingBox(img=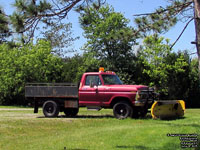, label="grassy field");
[0,107,199,150]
